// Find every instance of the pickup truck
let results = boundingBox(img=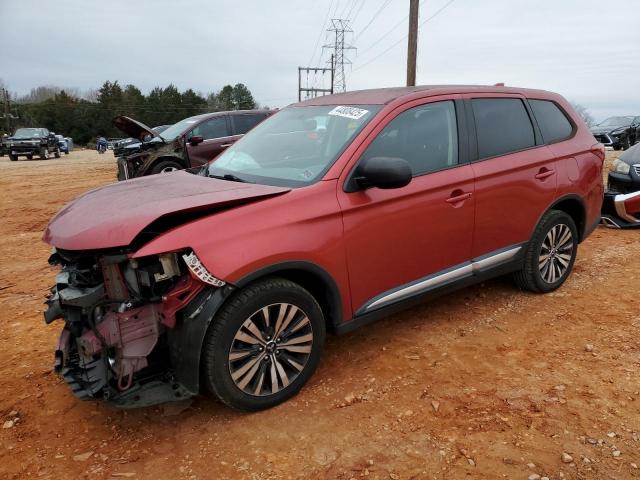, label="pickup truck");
[6,127,61,161]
